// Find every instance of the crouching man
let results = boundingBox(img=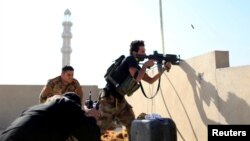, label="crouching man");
[0,92,100,141]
